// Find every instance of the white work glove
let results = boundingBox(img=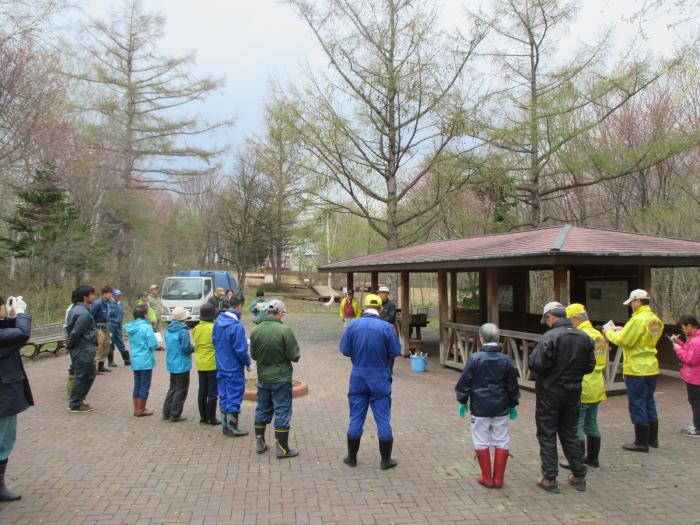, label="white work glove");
[13,296,27,315]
